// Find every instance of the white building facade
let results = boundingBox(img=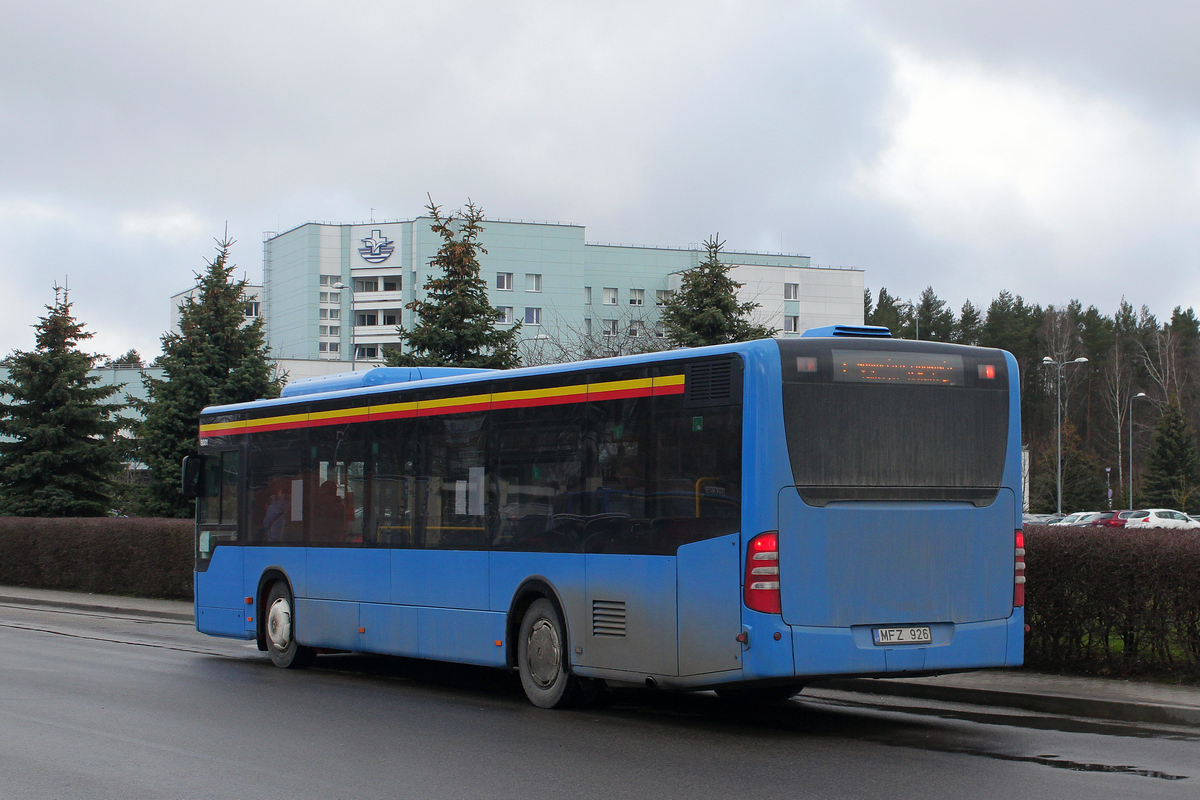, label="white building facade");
[261,217,865,365]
